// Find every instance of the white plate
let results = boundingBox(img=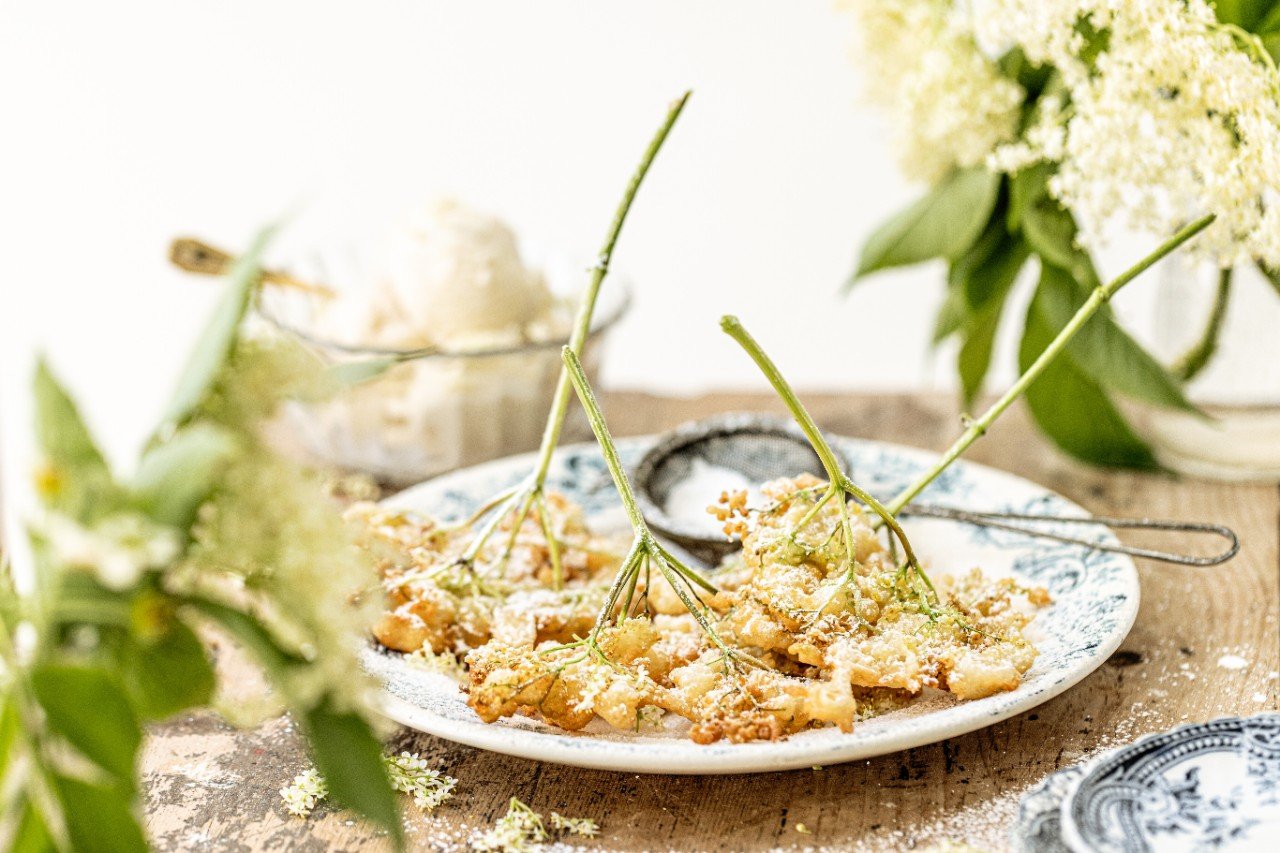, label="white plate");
[361,436,1139,774]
